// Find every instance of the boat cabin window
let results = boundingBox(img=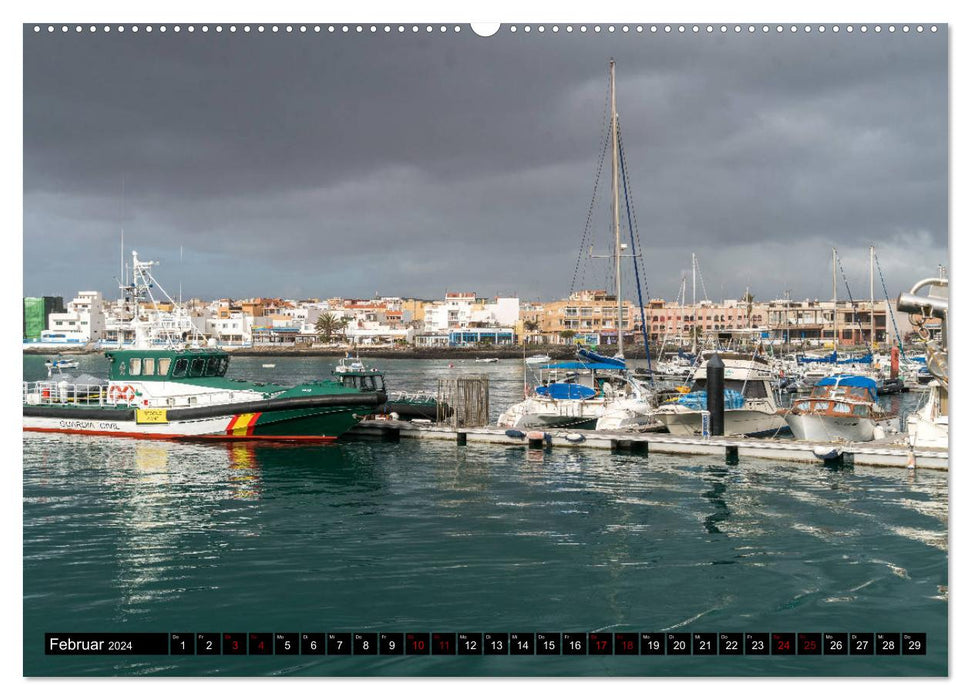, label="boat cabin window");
[143,358,155,376]
[129,358,142,376]
[852,405,869,417]
[832,402,851,414]
[189,357,206,377]
[158,358,172,376]
[358,375,383,392]
[692,378,768,399]
[205,358,220,377]
[215,357,229,376]
[740,381,768,399]
[339,374,384,391]
[173,358,188,378]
